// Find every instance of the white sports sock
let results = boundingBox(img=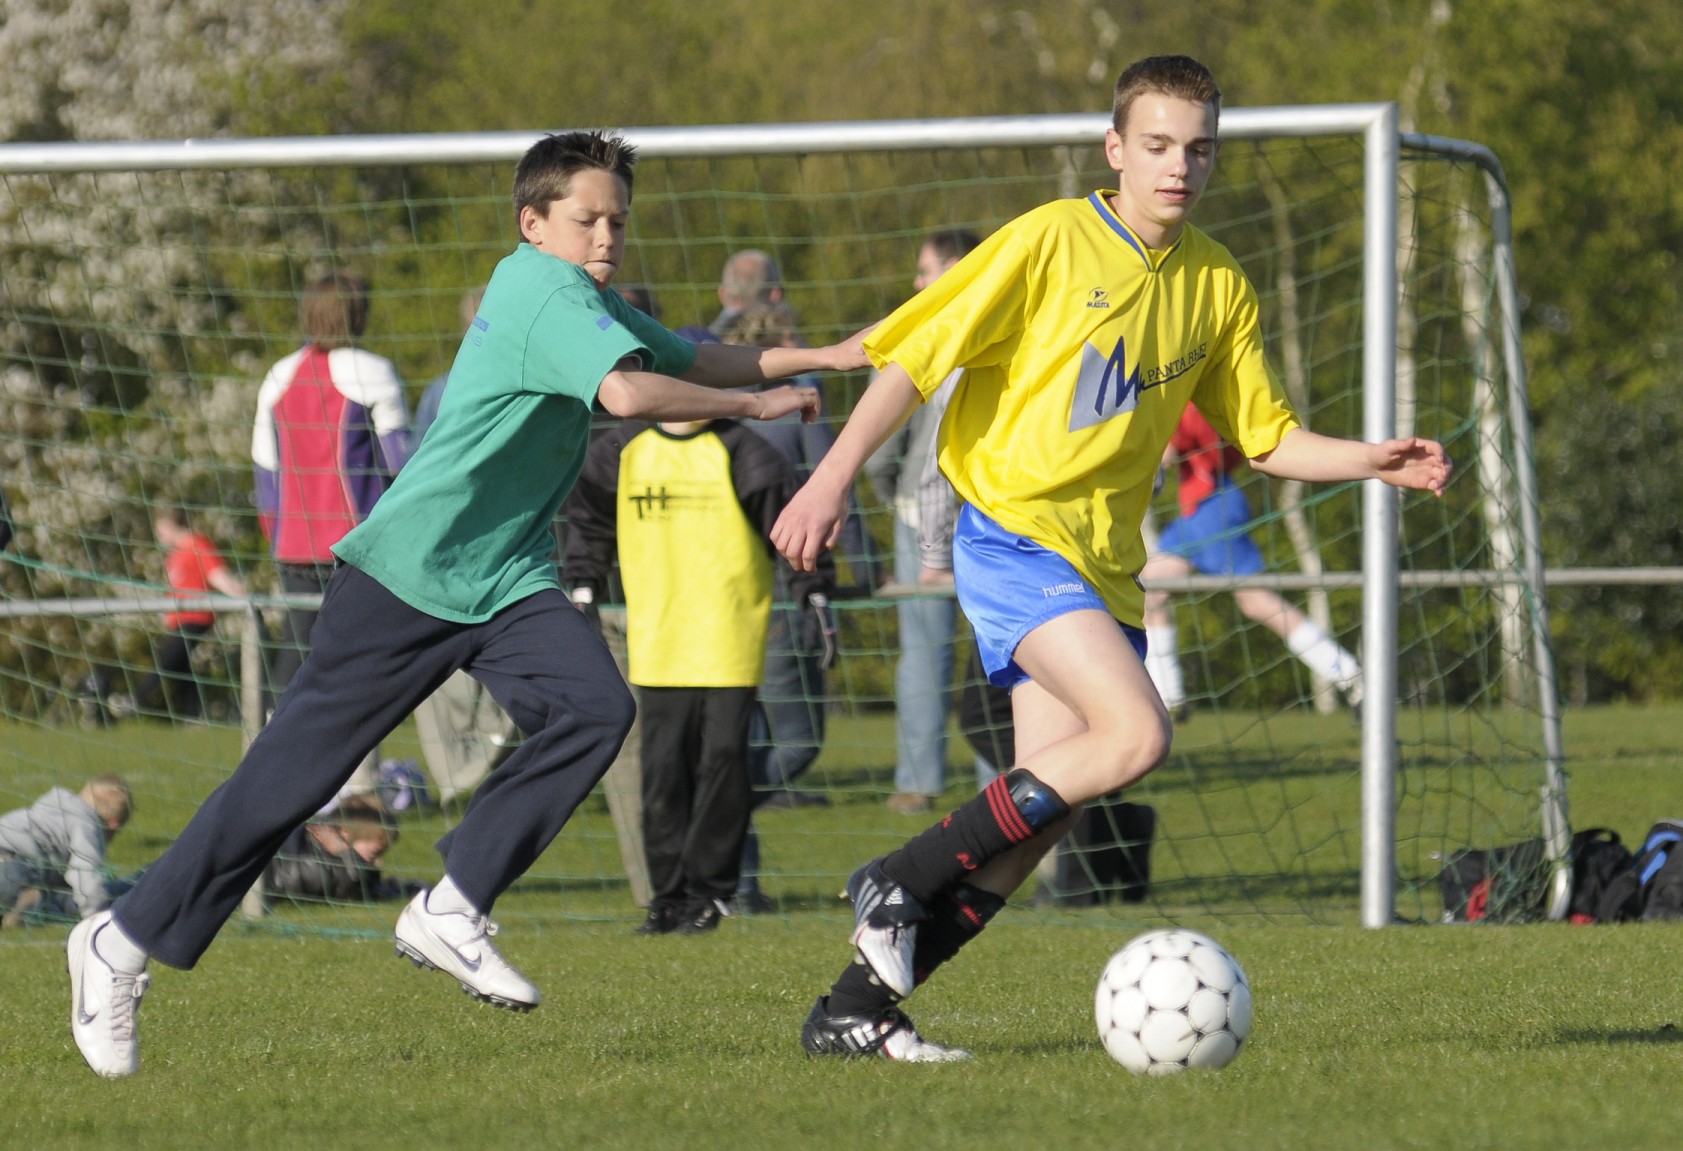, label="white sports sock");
[1144,625,1186,708]
[1286,621,1363,701]
[95,918,149,974]
[425,874,480,917]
